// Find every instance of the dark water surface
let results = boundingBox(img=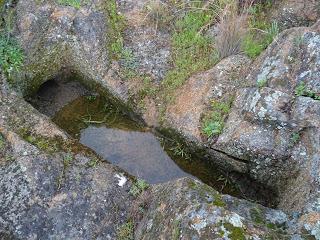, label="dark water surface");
[51,94,239,195]
[28,78,280,206]
[80,126,191,184]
